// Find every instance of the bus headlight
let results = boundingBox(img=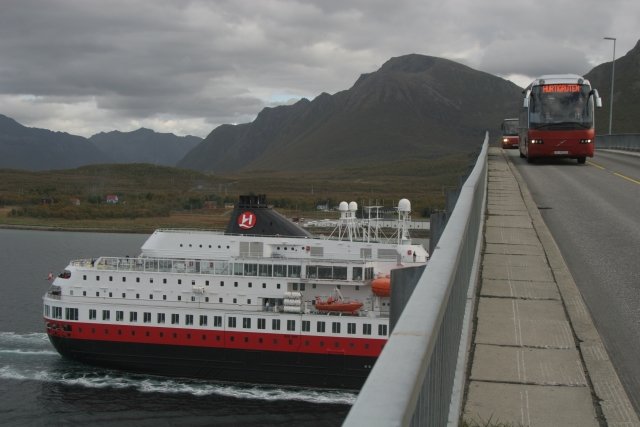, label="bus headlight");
[579,139,592,144]
[503,138,509,143]
[530,139,544,144]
